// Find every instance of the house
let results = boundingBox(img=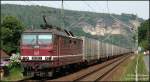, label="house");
[0,49,10,66]
[0,49,10,59]
[0,49,10,78]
